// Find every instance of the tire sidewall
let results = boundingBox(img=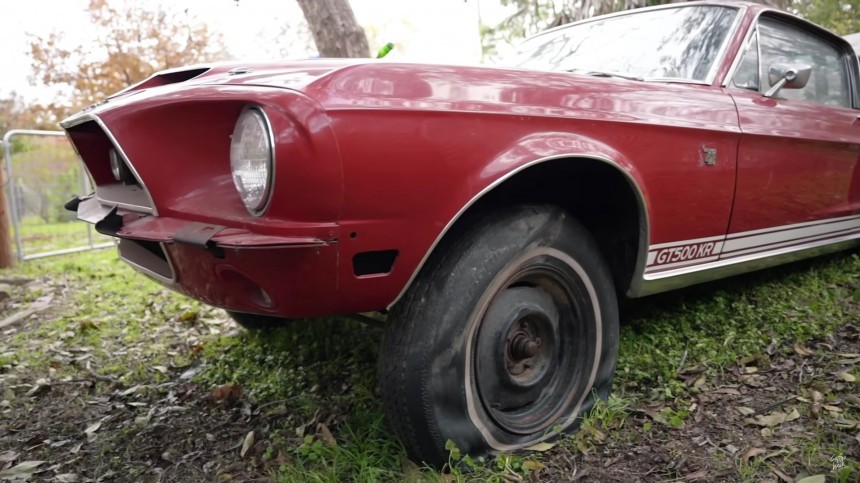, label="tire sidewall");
[413,206,619,460]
